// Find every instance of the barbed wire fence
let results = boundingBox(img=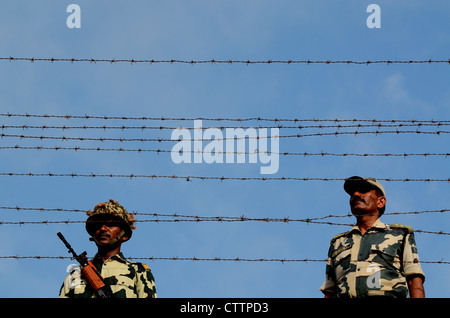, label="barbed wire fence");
[1,114,450,221]
[1,64,449,269]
